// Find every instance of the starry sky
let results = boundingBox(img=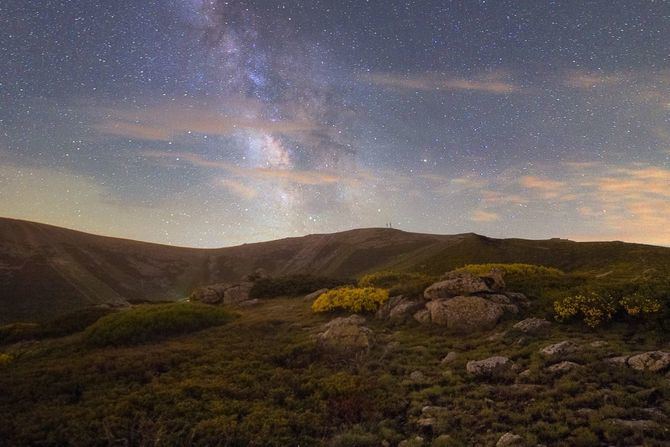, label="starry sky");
[1,0,669,247]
